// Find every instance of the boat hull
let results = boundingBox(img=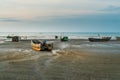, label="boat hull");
[31,40,41,51]
[61,36,69,41]
[116,37,120,41]
[88,37,111,42]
